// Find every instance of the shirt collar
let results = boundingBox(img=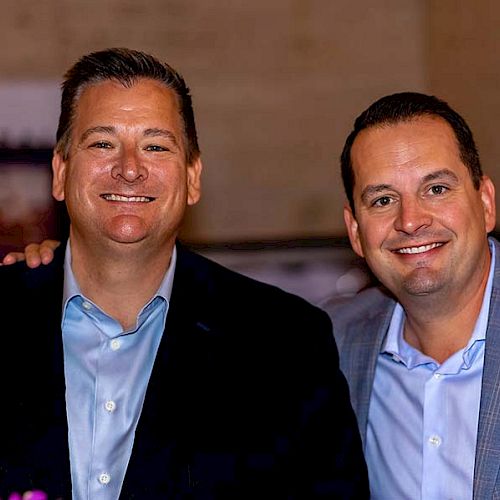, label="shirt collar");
[382,237,496,369]
[62,239,177,313]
